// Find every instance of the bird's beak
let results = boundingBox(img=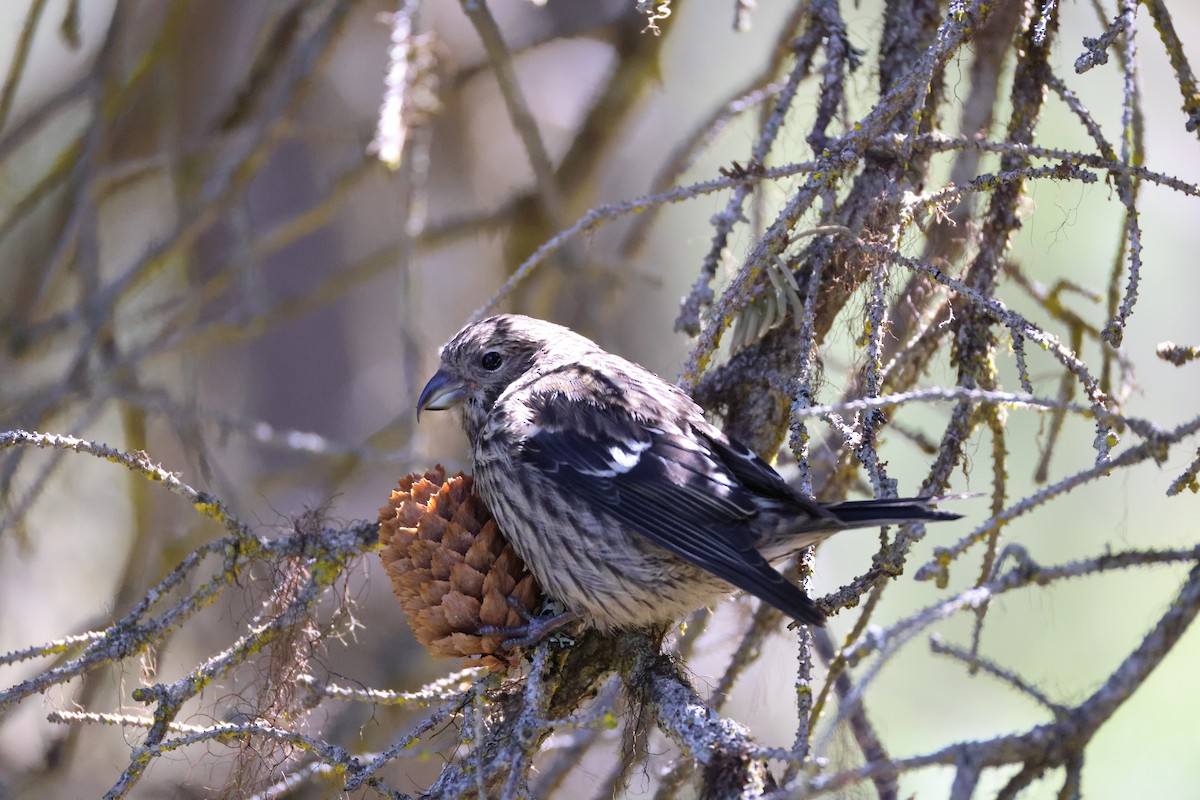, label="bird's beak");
[416,368,467,420]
